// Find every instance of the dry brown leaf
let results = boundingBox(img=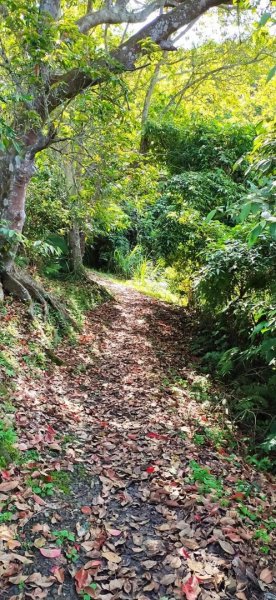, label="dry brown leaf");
[236,593,247,600]
[218,540,235,555]
[27,573,55,588]
[160,573,176,585]
[166,555,182,569]
[181,538,199,550]
[0,525,15,540]
[143,581,156,591]
[0,553,32,564]
[109,578,124,590]
[9,574,28,585]
[102,550,121,564]
[124,580,132,593]
[187,559,205,574]
[81,541,95,551]
[7,539,21,550]
[53,567,65,584]
[142,560,157,569]
[158,523,171,531]
[0,480,20,492]
[259,568,273,584]
[144,539,165,555]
